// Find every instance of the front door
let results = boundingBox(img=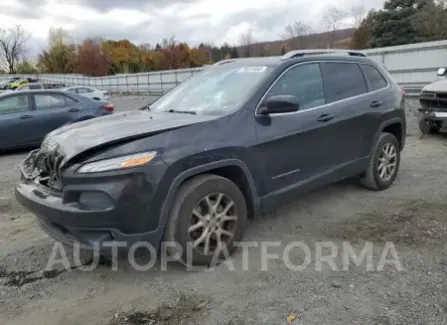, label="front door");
[254,62,337,197]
